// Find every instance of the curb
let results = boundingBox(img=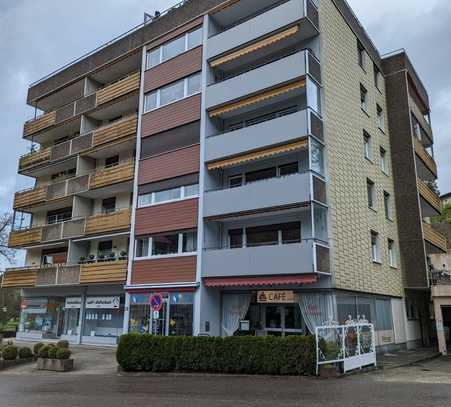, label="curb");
[379,353,442,371]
